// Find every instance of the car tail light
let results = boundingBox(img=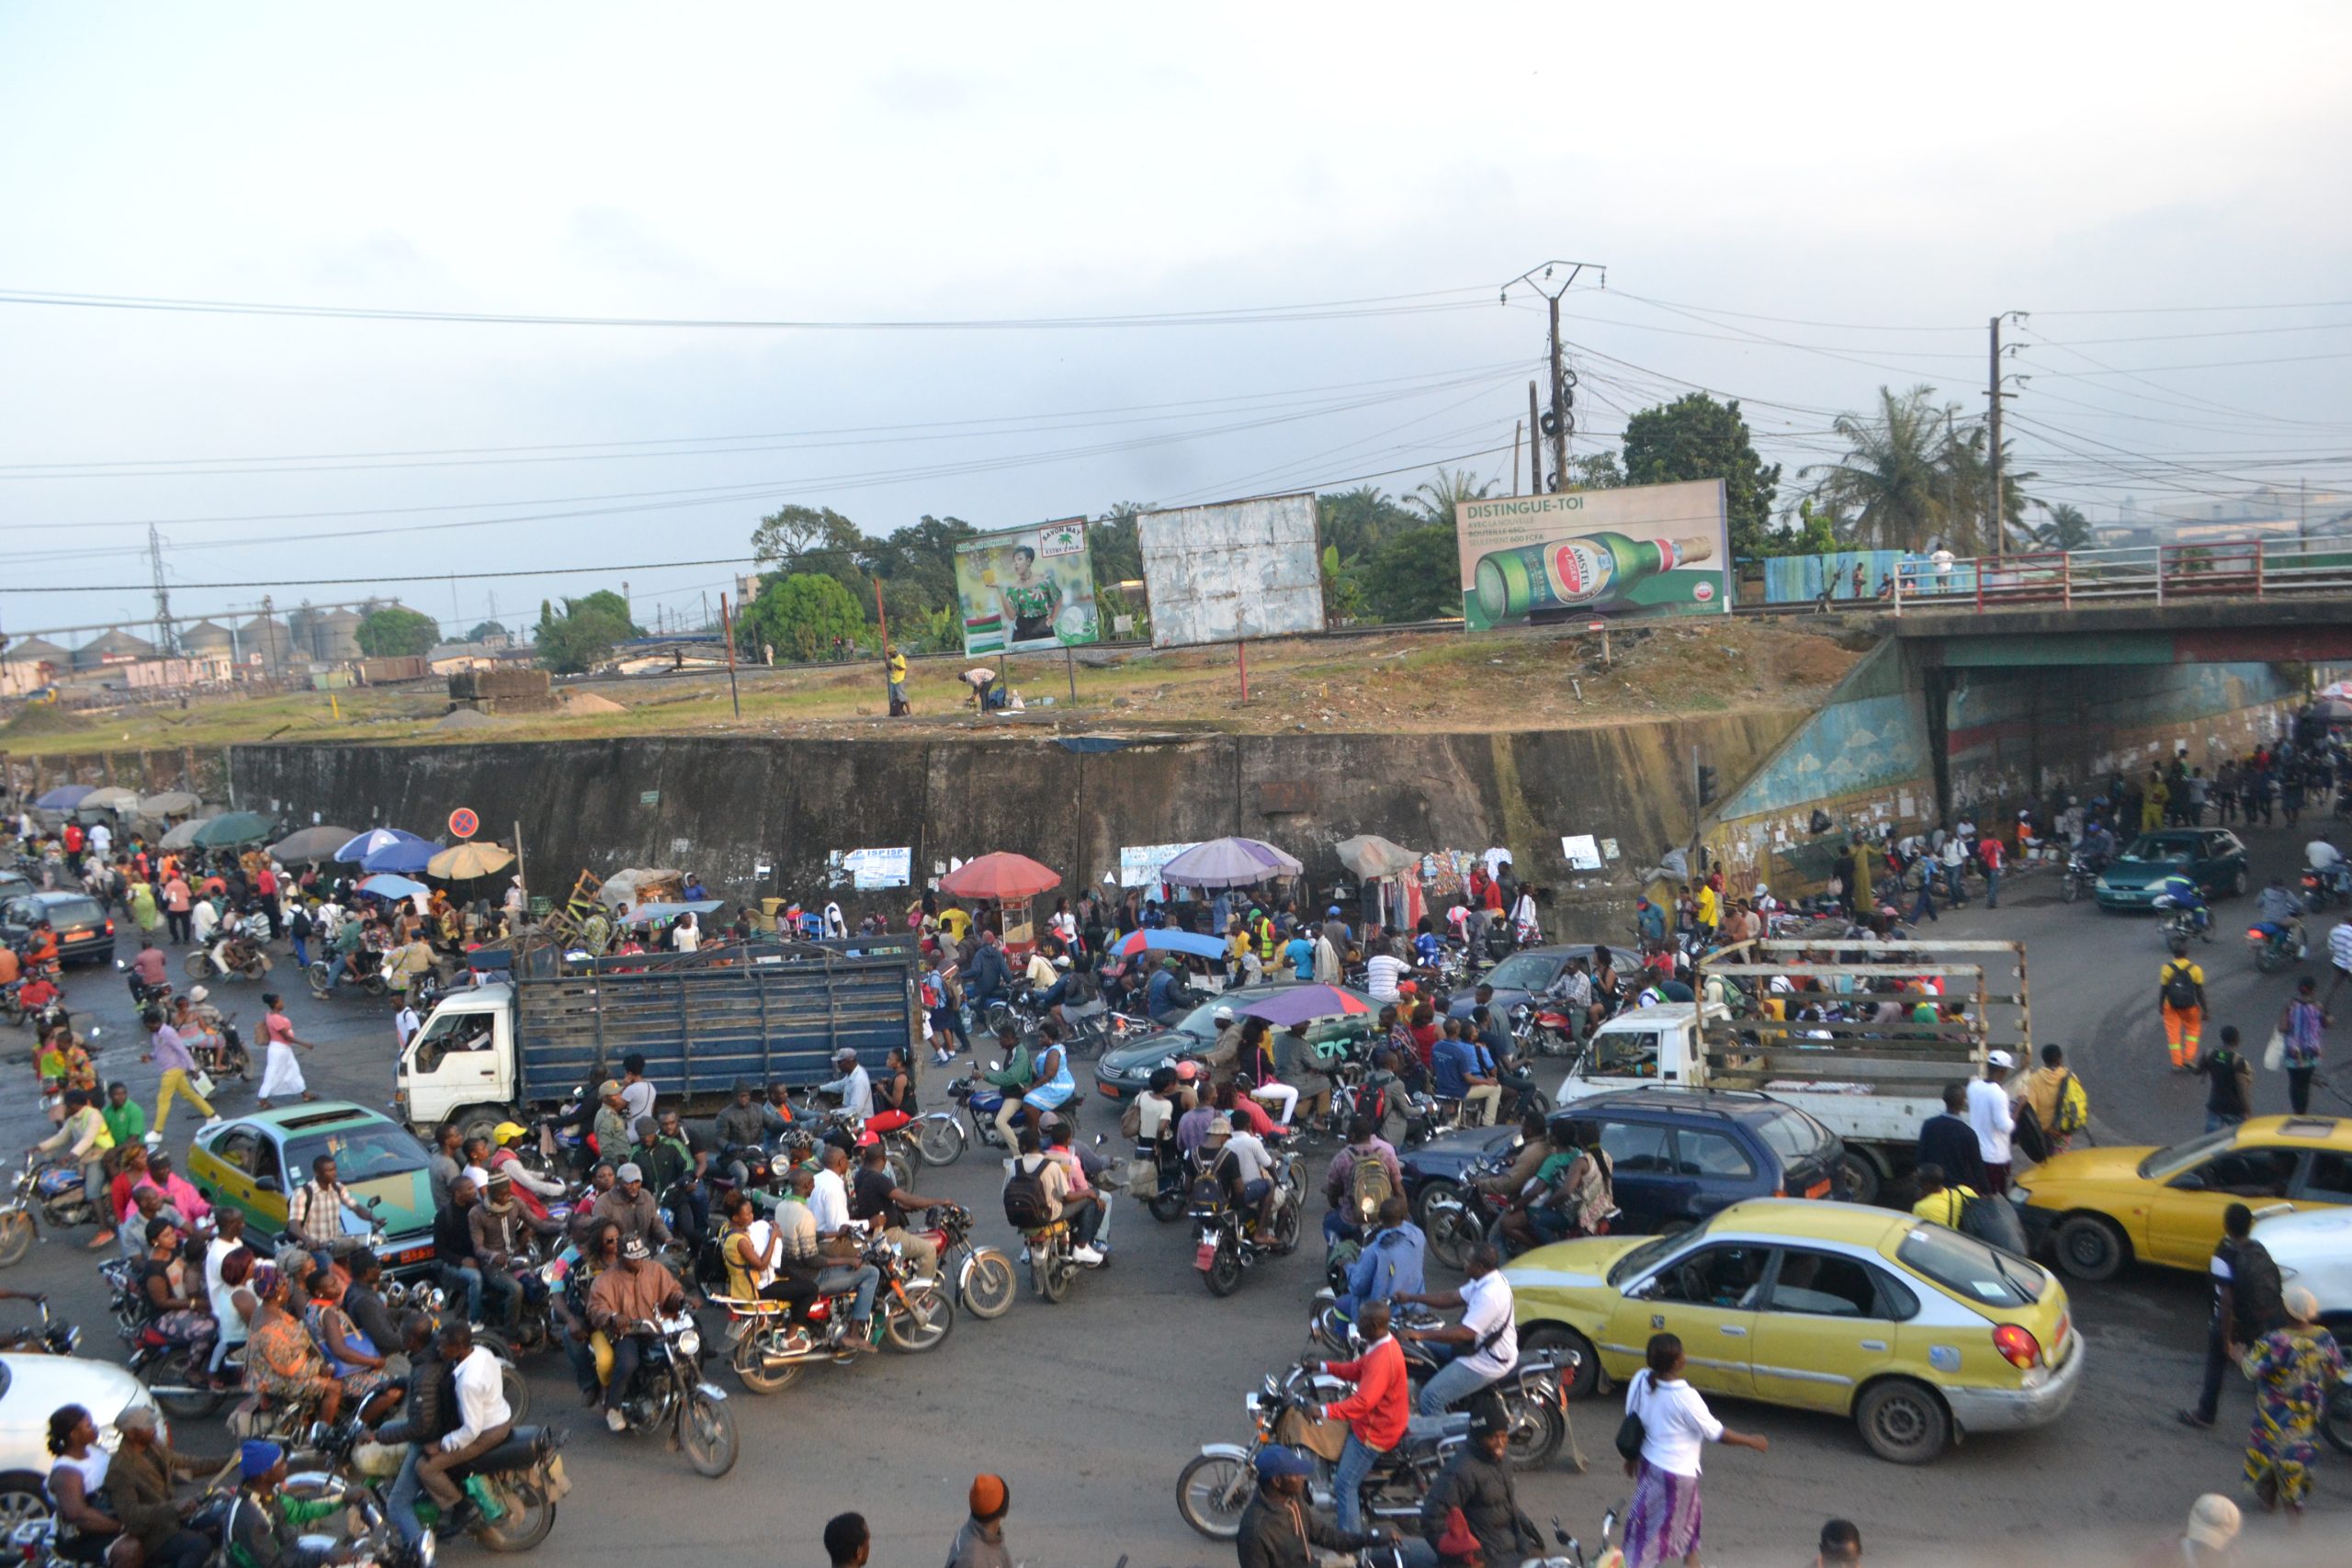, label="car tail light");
[104,919,116,936]
[1771,1184,1786,1197]
[1993,1324,2041,1369]
[2247,929,2265,942]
